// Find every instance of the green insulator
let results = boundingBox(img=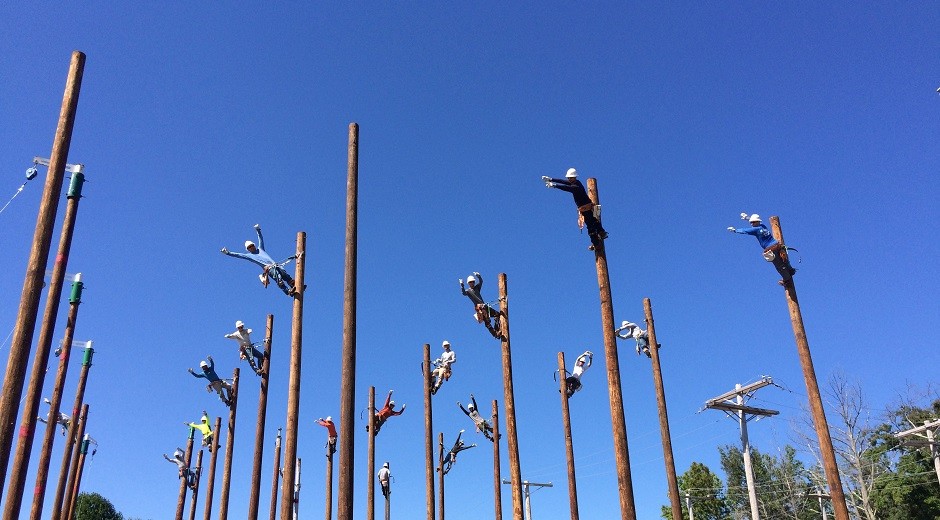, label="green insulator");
[79,439,89,454]
[66,172,84,199]
[69,280,83,304]
[82,347,94,367]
